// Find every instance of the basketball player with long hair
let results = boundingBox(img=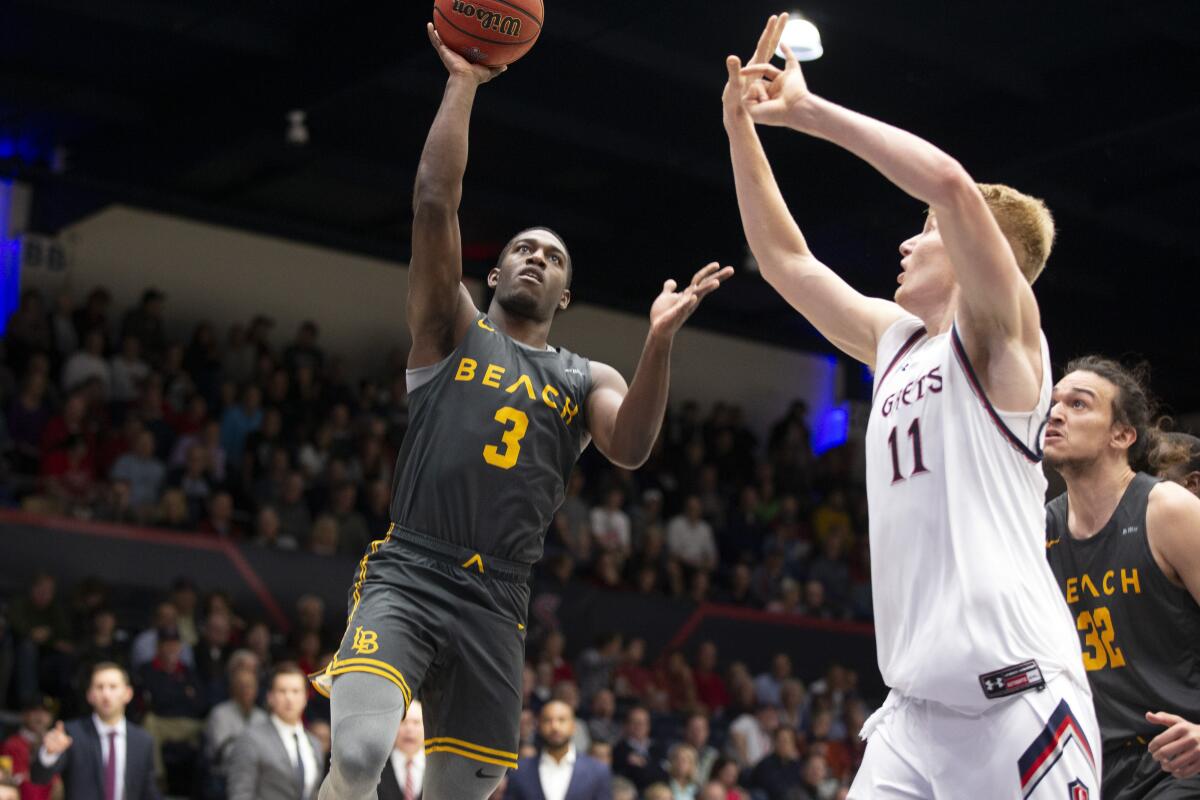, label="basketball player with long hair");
[1044,357,1200,797]
[723,15,1097,798]
[313,24,733,800]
